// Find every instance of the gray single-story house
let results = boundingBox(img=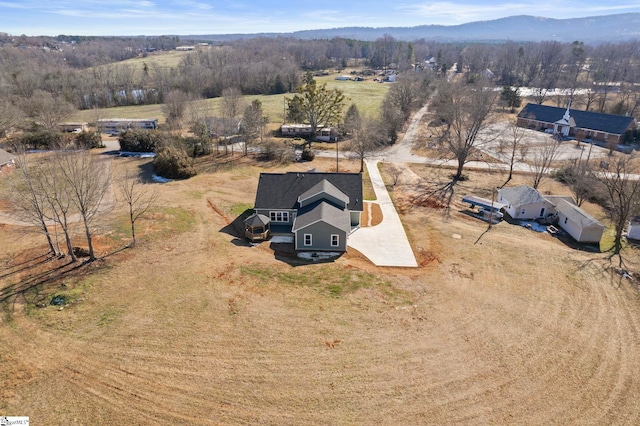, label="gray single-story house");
[497,185,555,220]
[554,199,605,244]
[247,171,363,252]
